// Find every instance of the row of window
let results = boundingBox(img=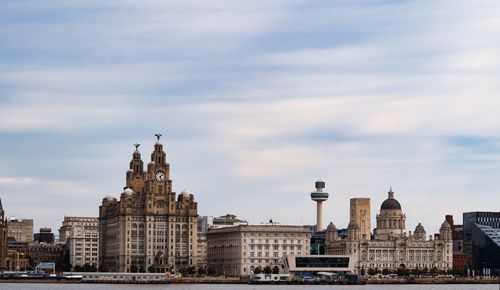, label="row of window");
[243,233,308,238]
[248,251,301,258]
[248,244,303,250]
[247,239,305,244]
